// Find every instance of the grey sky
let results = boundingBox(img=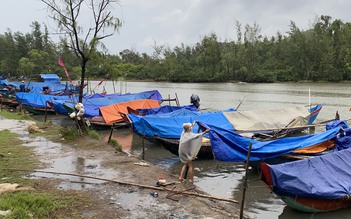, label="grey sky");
[1,0,350,55]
